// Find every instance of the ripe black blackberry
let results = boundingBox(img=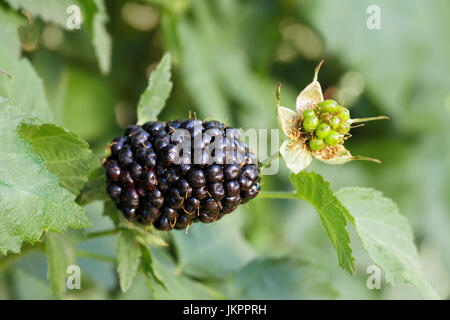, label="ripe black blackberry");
[104,119,261,231]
